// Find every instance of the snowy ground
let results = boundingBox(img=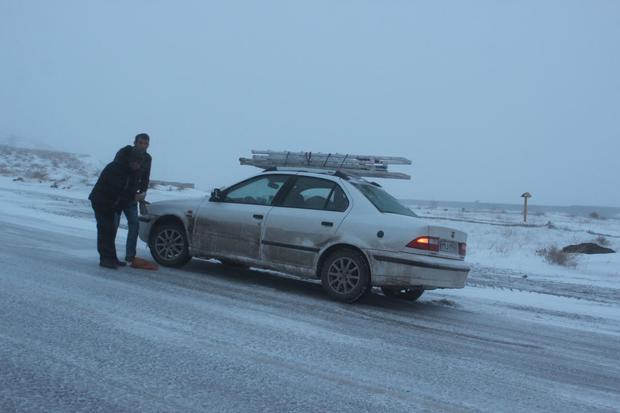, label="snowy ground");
[1,149,619,411]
